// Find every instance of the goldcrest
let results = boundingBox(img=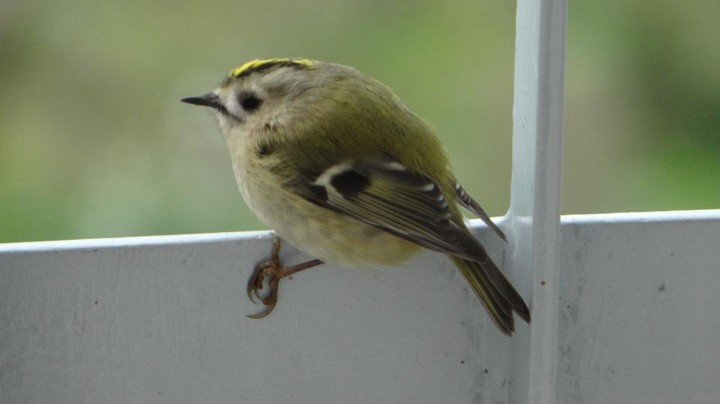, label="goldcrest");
[182,58,530,335]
